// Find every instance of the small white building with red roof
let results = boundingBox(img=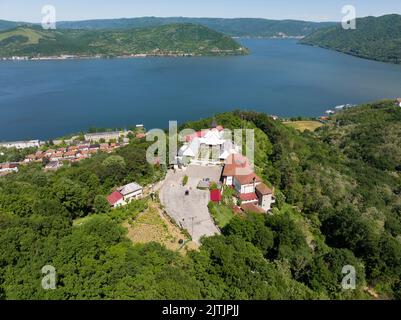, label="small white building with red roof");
[107,191,125,208]
[107,182,143,208]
